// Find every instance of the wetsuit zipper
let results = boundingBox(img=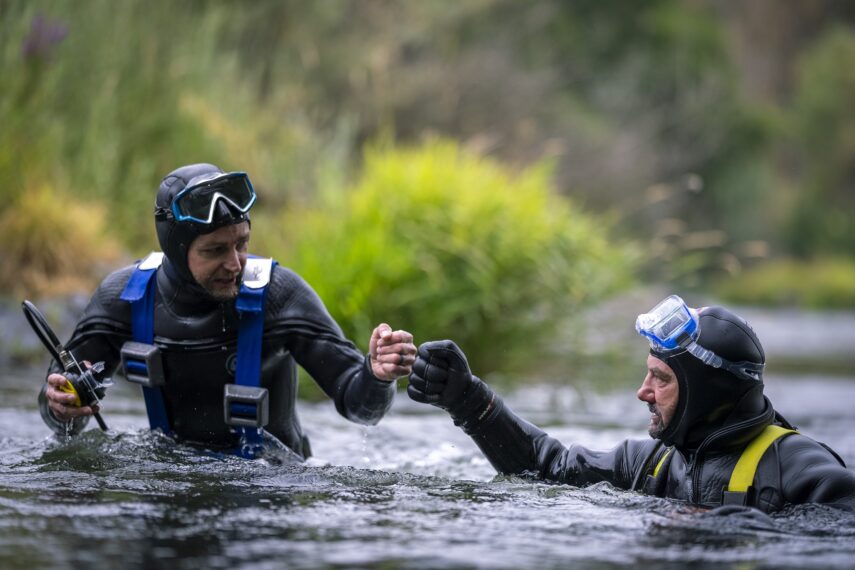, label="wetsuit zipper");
[690,413,771,504]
